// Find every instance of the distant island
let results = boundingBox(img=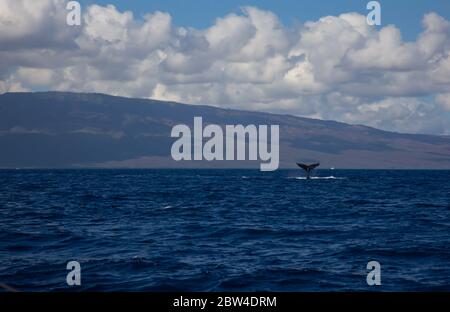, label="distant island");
[1,91,450,169]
